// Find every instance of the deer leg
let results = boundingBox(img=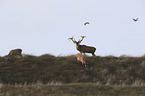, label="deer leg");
[82,61,86,67]
[84,62,87,67]
[84,63,86,67]
[92,53,96,56]
[82,62,84,67]
[86,62,88,67]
